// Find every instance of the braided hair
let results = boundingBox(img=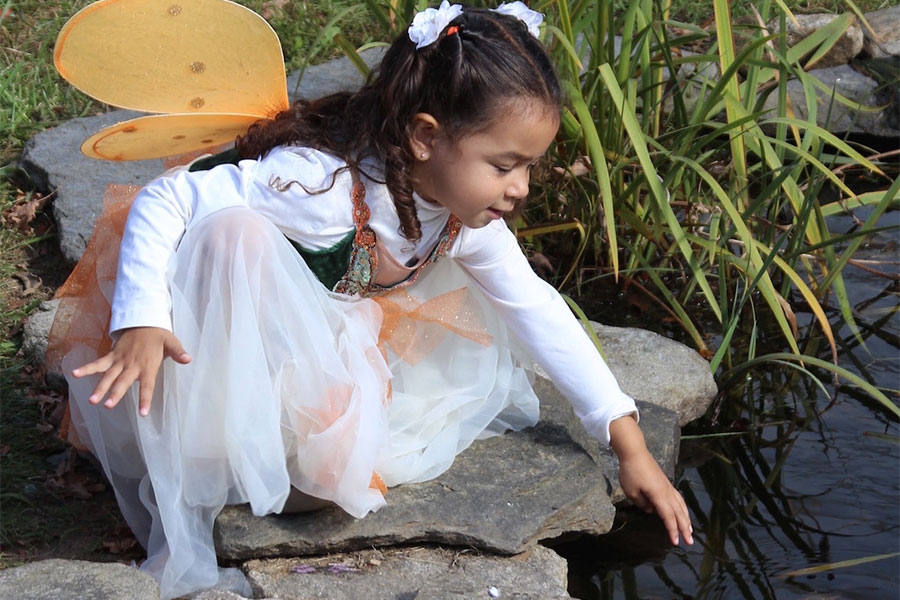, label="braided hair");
[236,5,561,242]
